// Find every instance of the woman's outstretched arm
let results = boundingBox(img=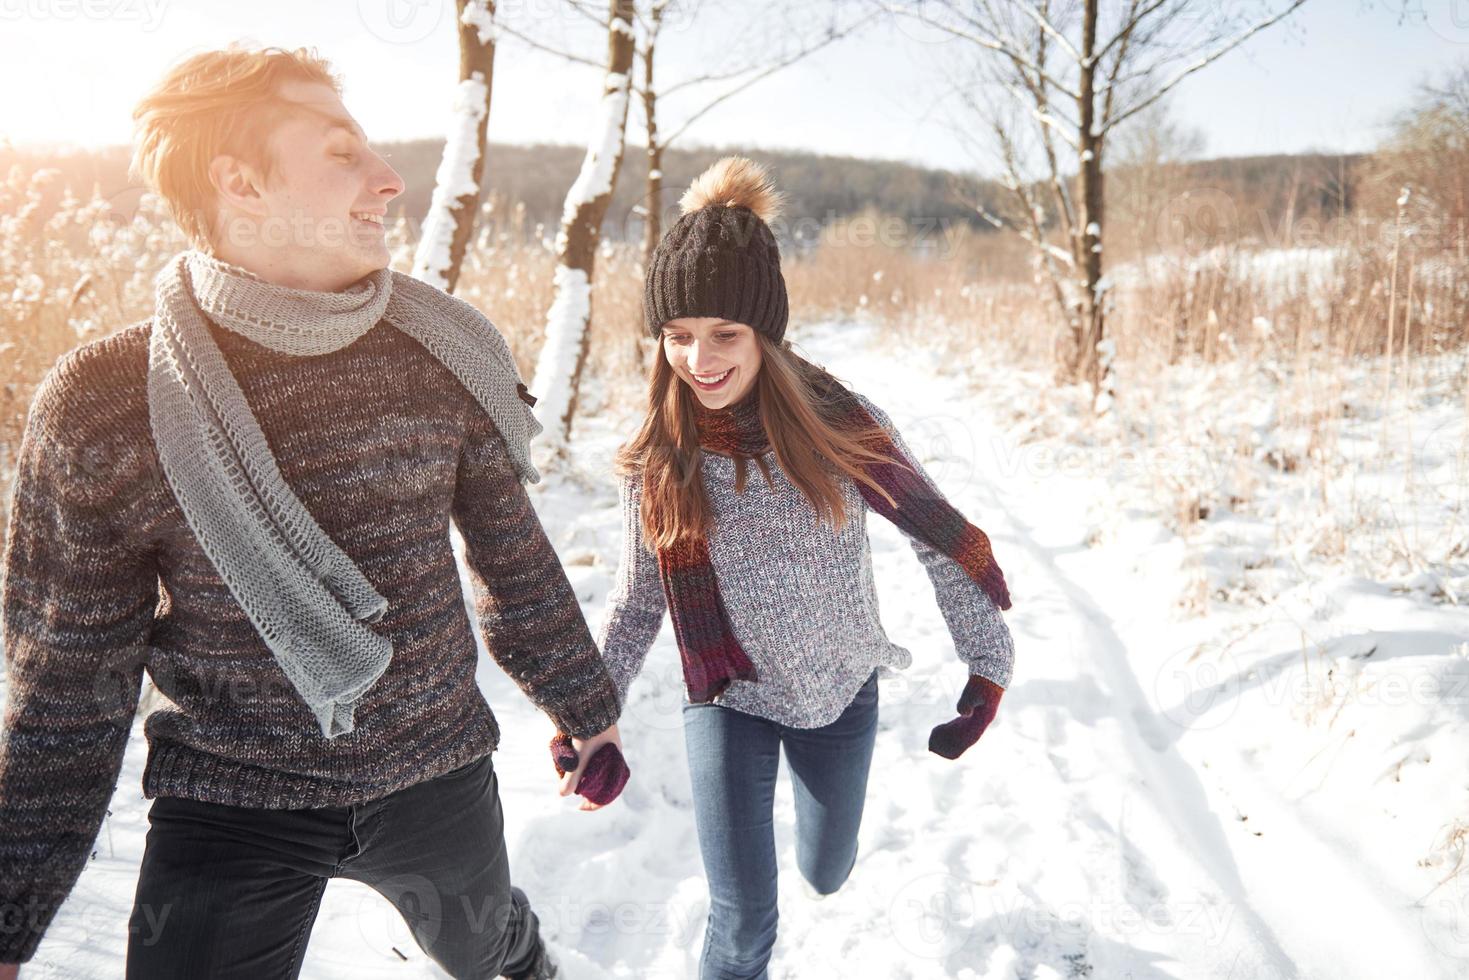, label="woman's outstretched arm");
[593,471,669,706]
